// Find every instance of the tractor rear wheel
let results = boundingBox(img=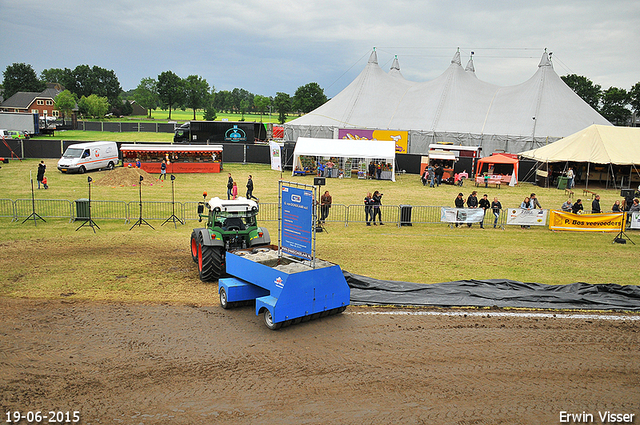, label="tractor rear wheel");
[198,244,224,282]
